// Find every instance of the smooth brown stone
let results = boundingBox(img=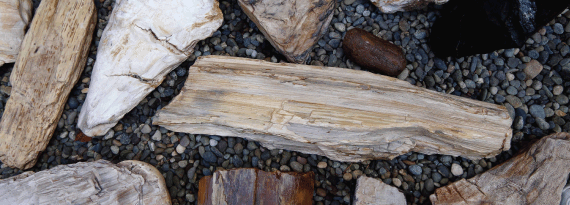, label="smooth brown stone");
[0,0,96,169]
[430,132,570,204]
[343,28,406,77]
[198,168,314,205]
